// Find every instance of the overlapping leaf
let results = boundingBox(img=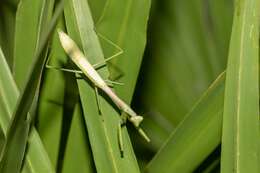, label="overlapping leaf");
[0,2,65,172]
[0,47,55,173]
